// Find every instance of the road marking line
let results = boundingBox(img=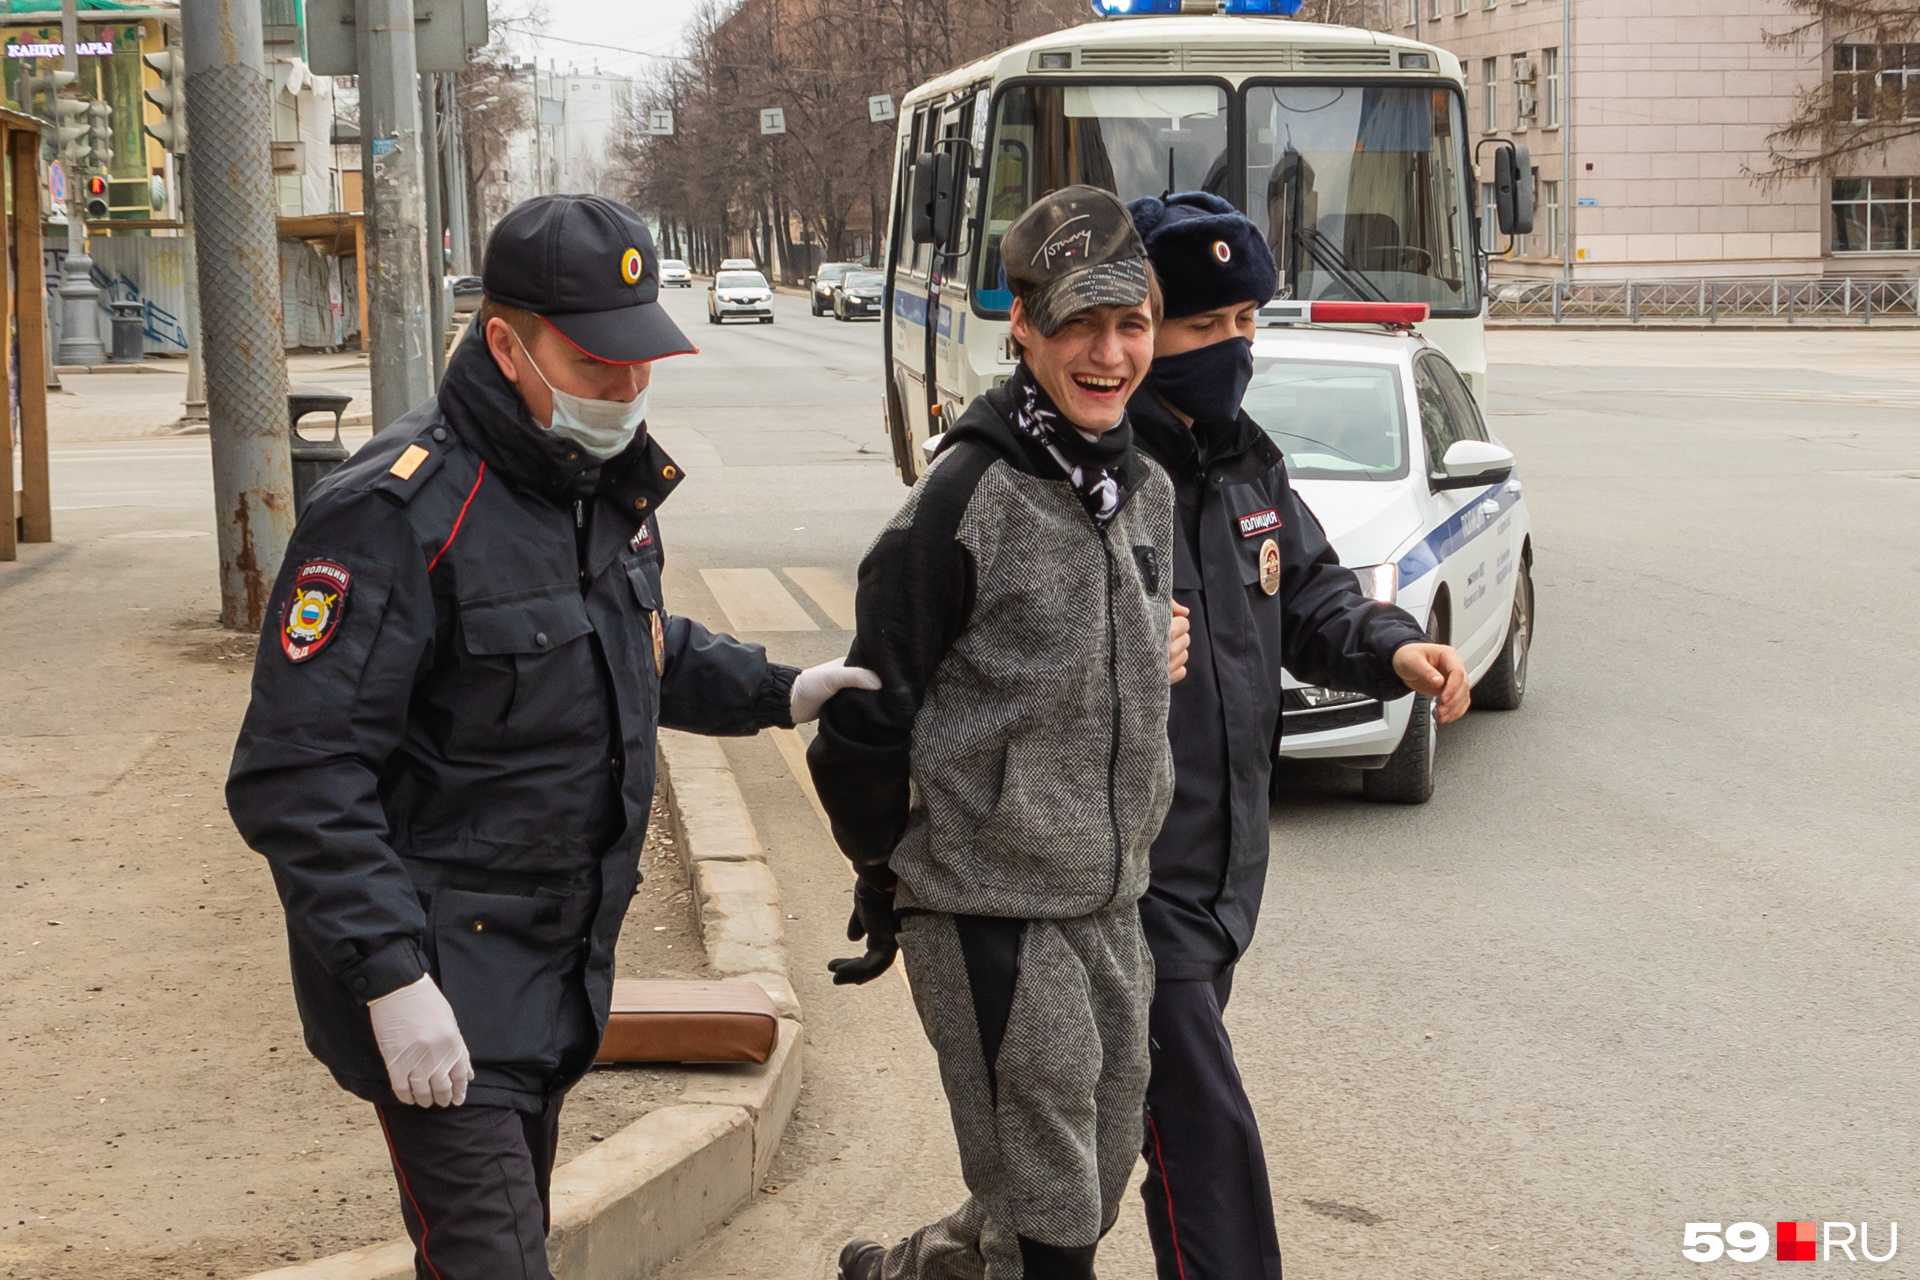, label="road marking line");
[697,567,819,631]
[768,726,910,994]
[782,567,856,630]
